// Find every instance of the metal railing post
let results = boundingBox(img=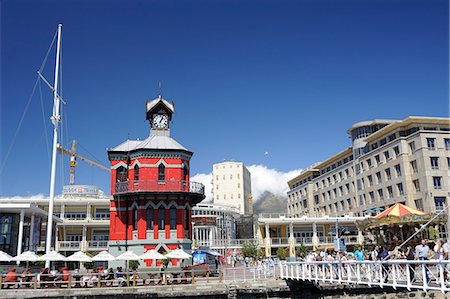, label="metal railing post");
[421,263,428,291]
